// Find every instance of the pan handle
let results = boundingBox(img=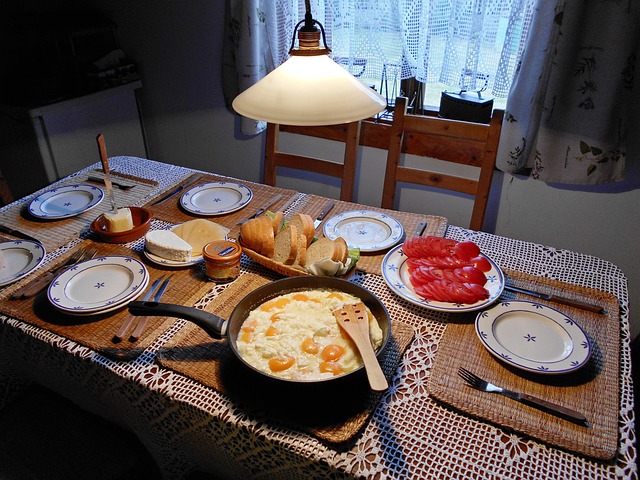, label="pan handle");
[128,301,227,338]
